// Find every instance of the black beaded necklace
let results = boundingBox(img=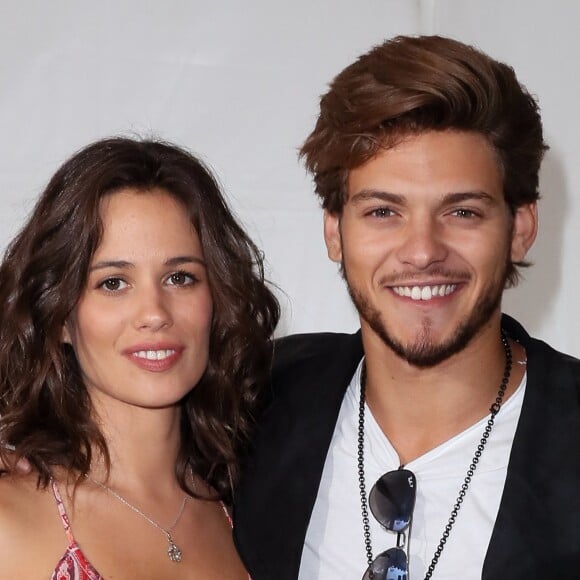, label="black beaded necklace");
[357,331,512,579]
